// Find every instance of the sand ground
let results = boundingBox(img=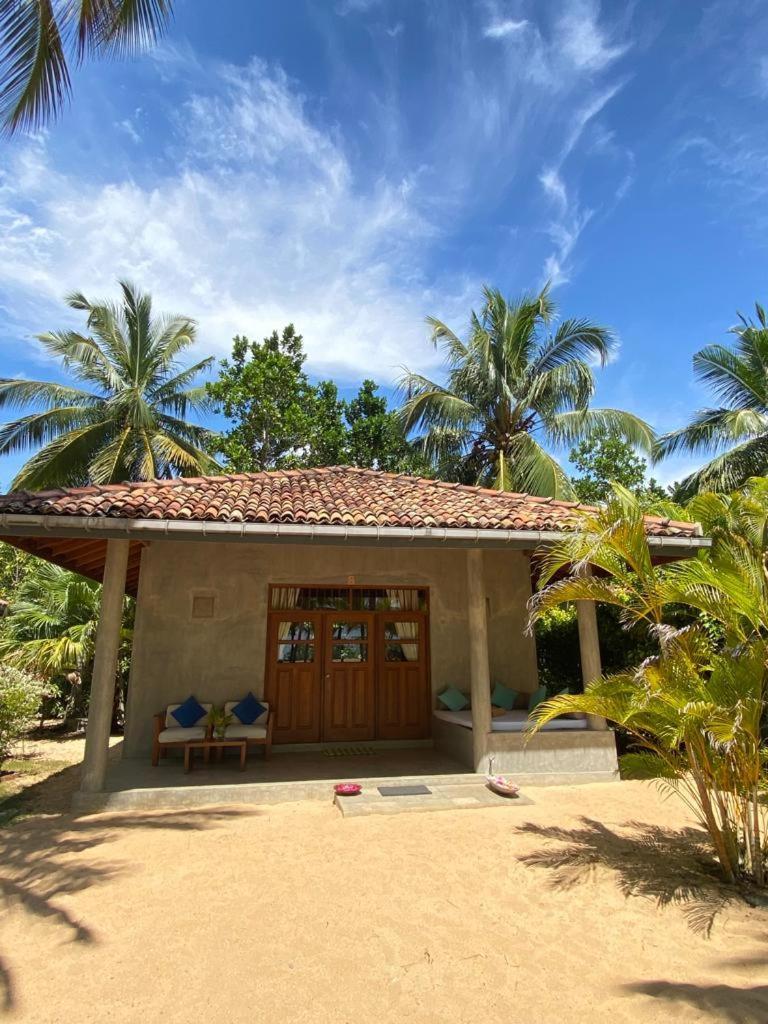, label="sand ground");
[0,753,766,1023]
